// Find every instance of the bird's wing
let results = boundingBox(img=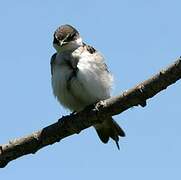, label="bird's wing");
[83,43,97,54]
[50,53,57,75]
[83,43,110,73]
